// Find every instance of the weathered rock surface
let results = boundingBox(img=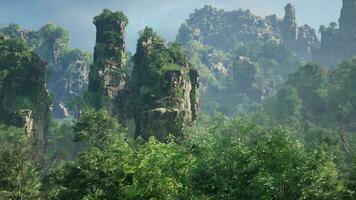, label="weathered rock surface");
[51,49,90,117]
[295,25,319,60]
[314,0,356,67]
[88,9,128,115]
[281,3,297,48]
[0,24,91,118]
[177,5,281,51]
[0,38,51,151]
[177,4,319,61]
[131,27,199,140]
[86,13,199,140]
